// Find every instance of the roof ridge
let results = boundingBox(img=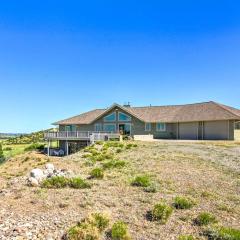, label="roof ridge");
[130,101,212,109]
[210,101,240,118]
